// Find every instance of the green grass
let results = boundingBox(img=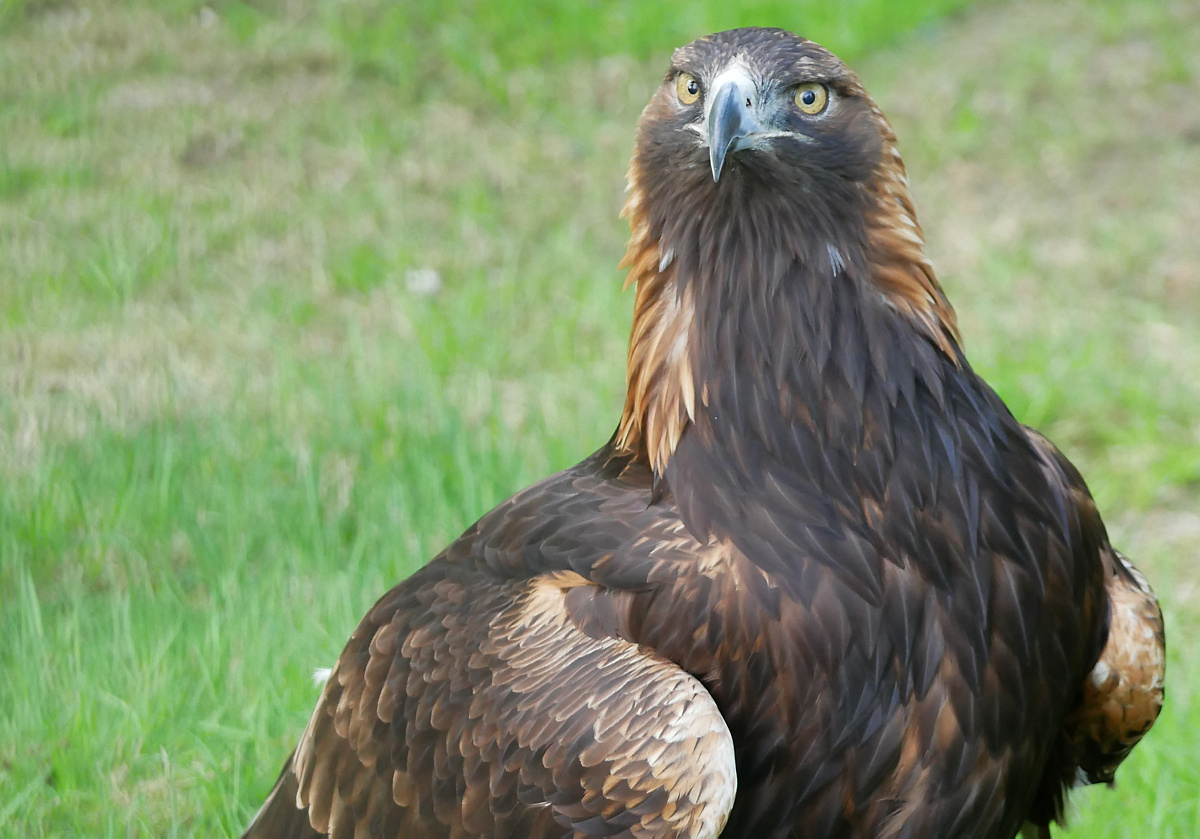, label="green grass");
[2,0,1199,835]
